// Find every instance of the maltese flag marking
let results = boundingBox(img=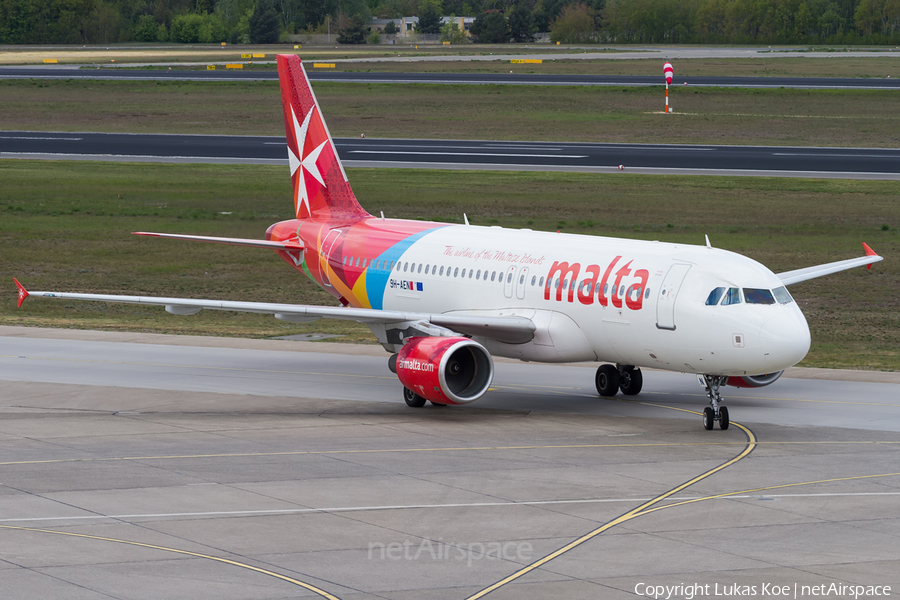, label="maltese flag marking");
[288,104,328,218]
